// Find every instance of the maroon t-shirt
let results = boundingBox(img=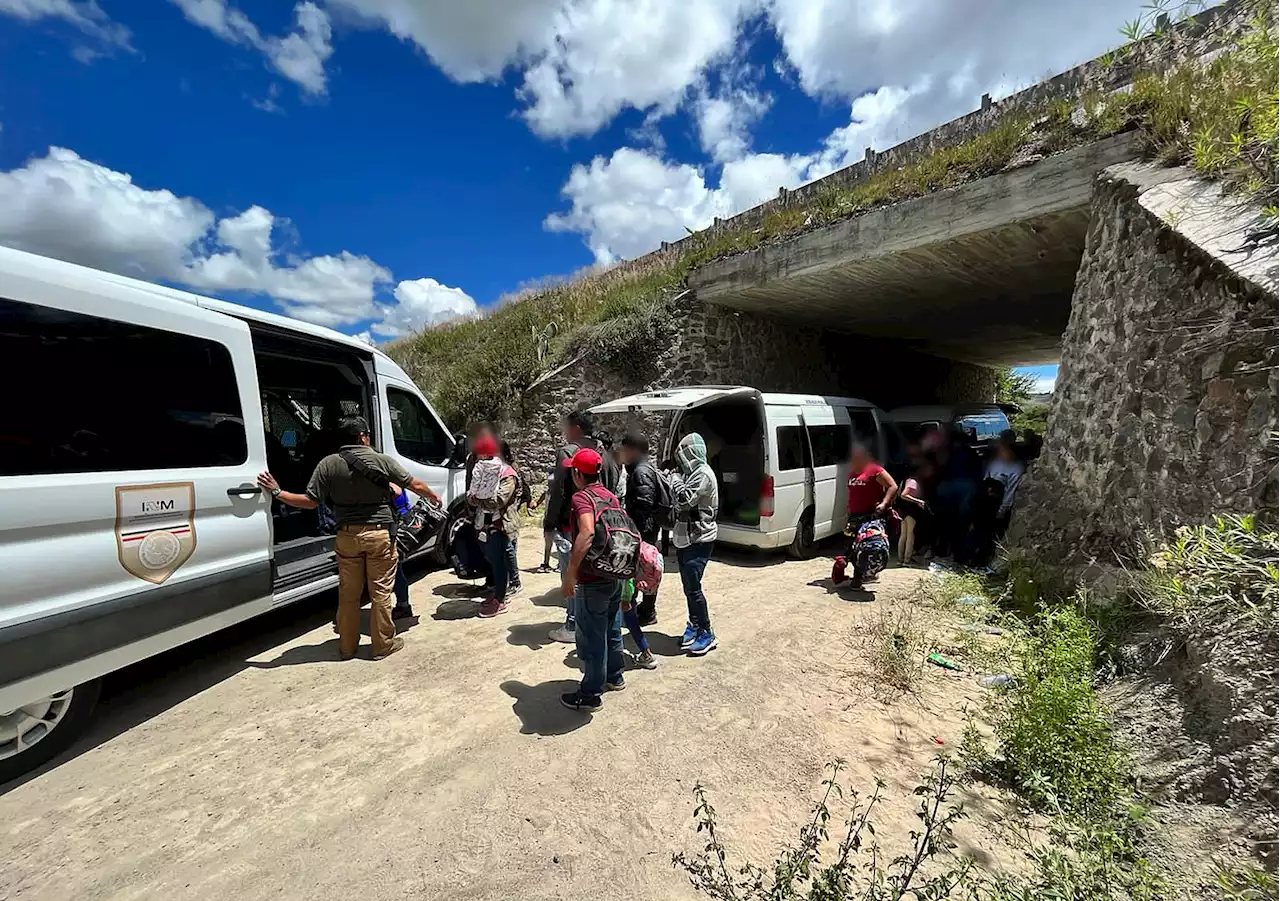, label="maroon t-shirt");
[570,482,620,583]
[847,463,887,516]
